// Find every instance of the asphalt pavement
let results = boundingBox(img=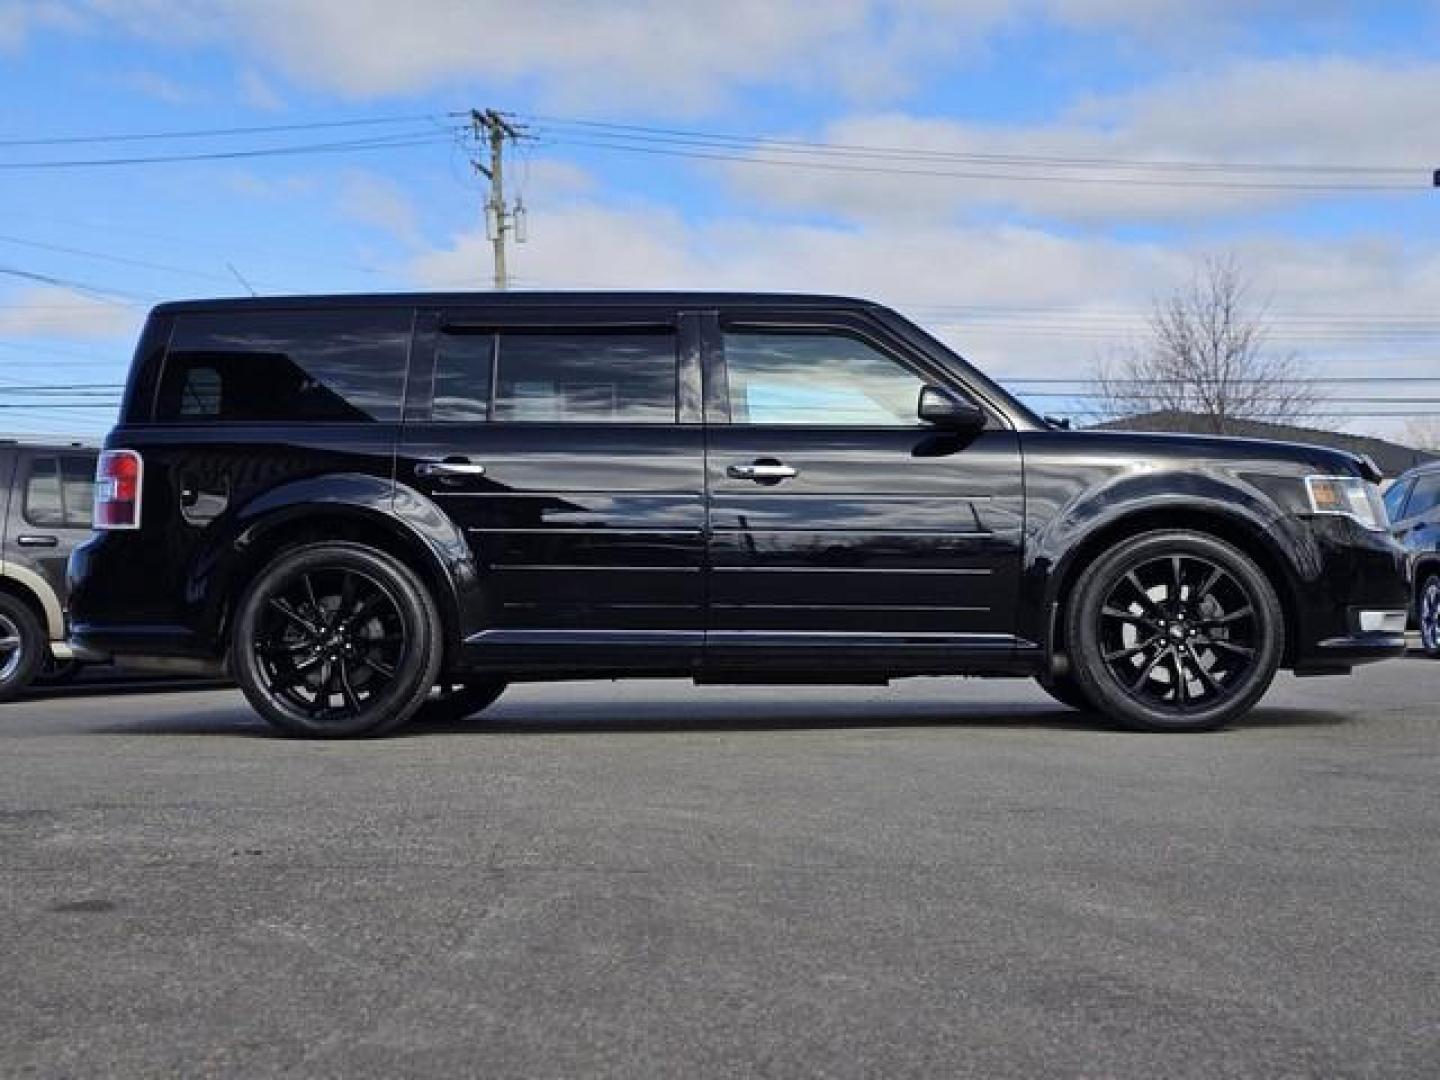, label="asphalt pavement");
[2,661,1438,1078]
